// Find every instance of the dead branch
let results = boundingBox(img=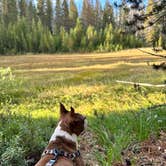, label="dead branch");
[116,80,166,88]
[137,48,166,59]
